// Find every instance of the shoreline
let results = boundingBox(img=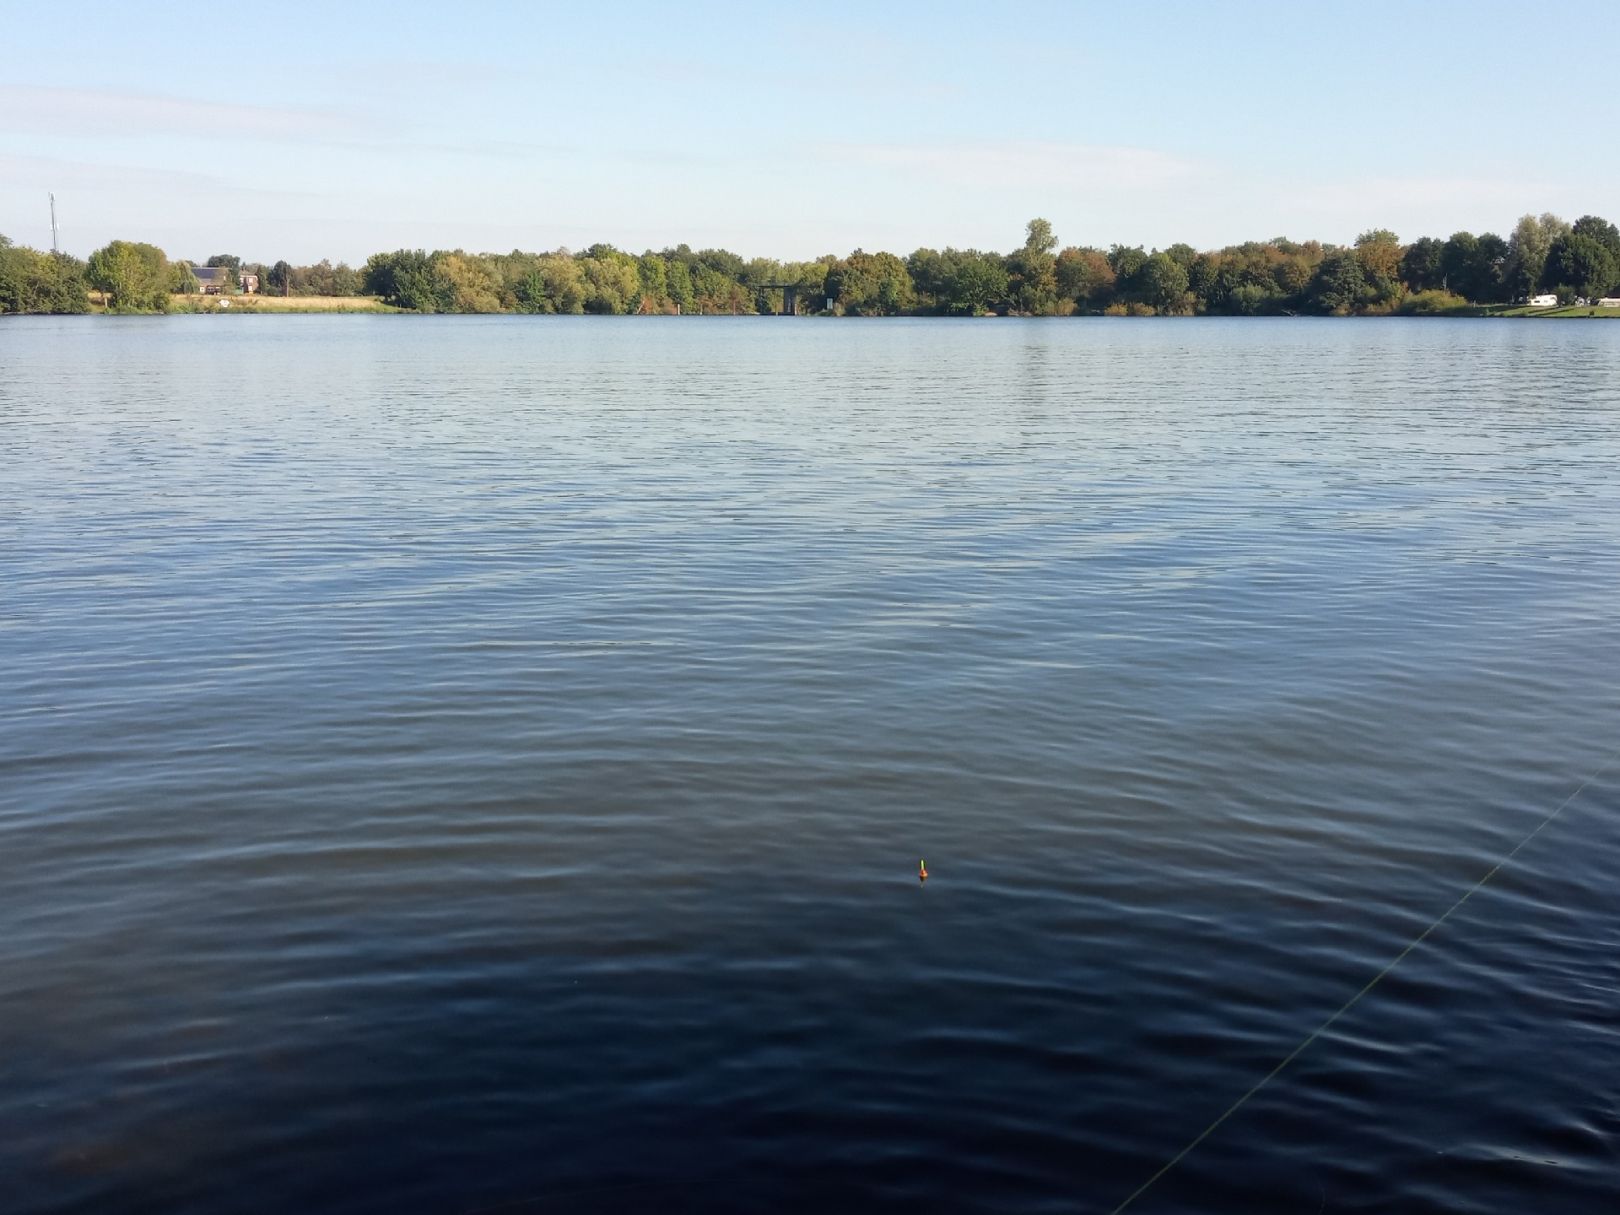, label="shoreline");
[57,300,1620,319]
[90,293,398,315]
